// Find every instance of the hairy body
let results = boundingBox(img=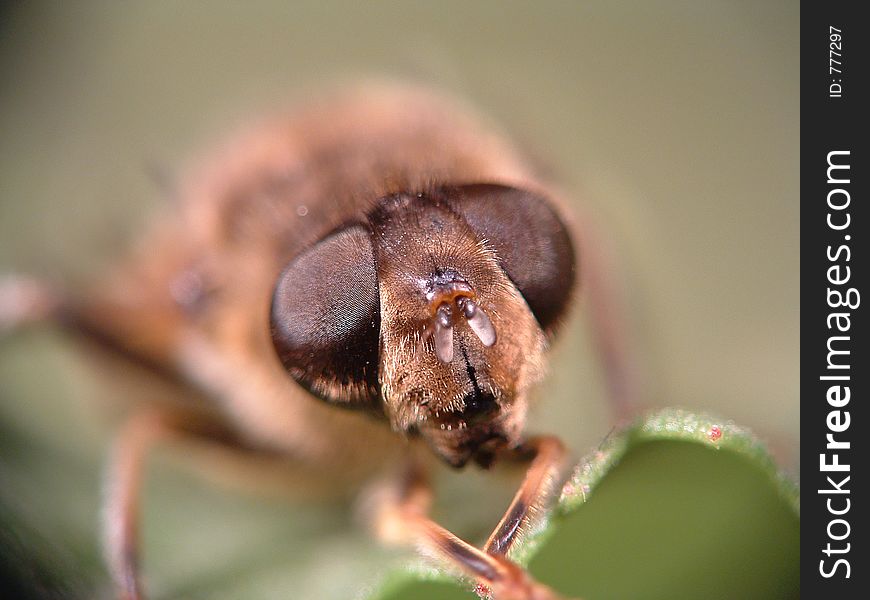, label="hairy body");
[76,84,566,473]
[2,84,629,600]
